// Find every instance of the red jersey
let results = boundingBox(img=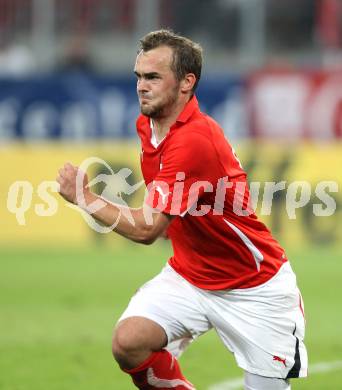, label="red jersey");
[137,96,287,290]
